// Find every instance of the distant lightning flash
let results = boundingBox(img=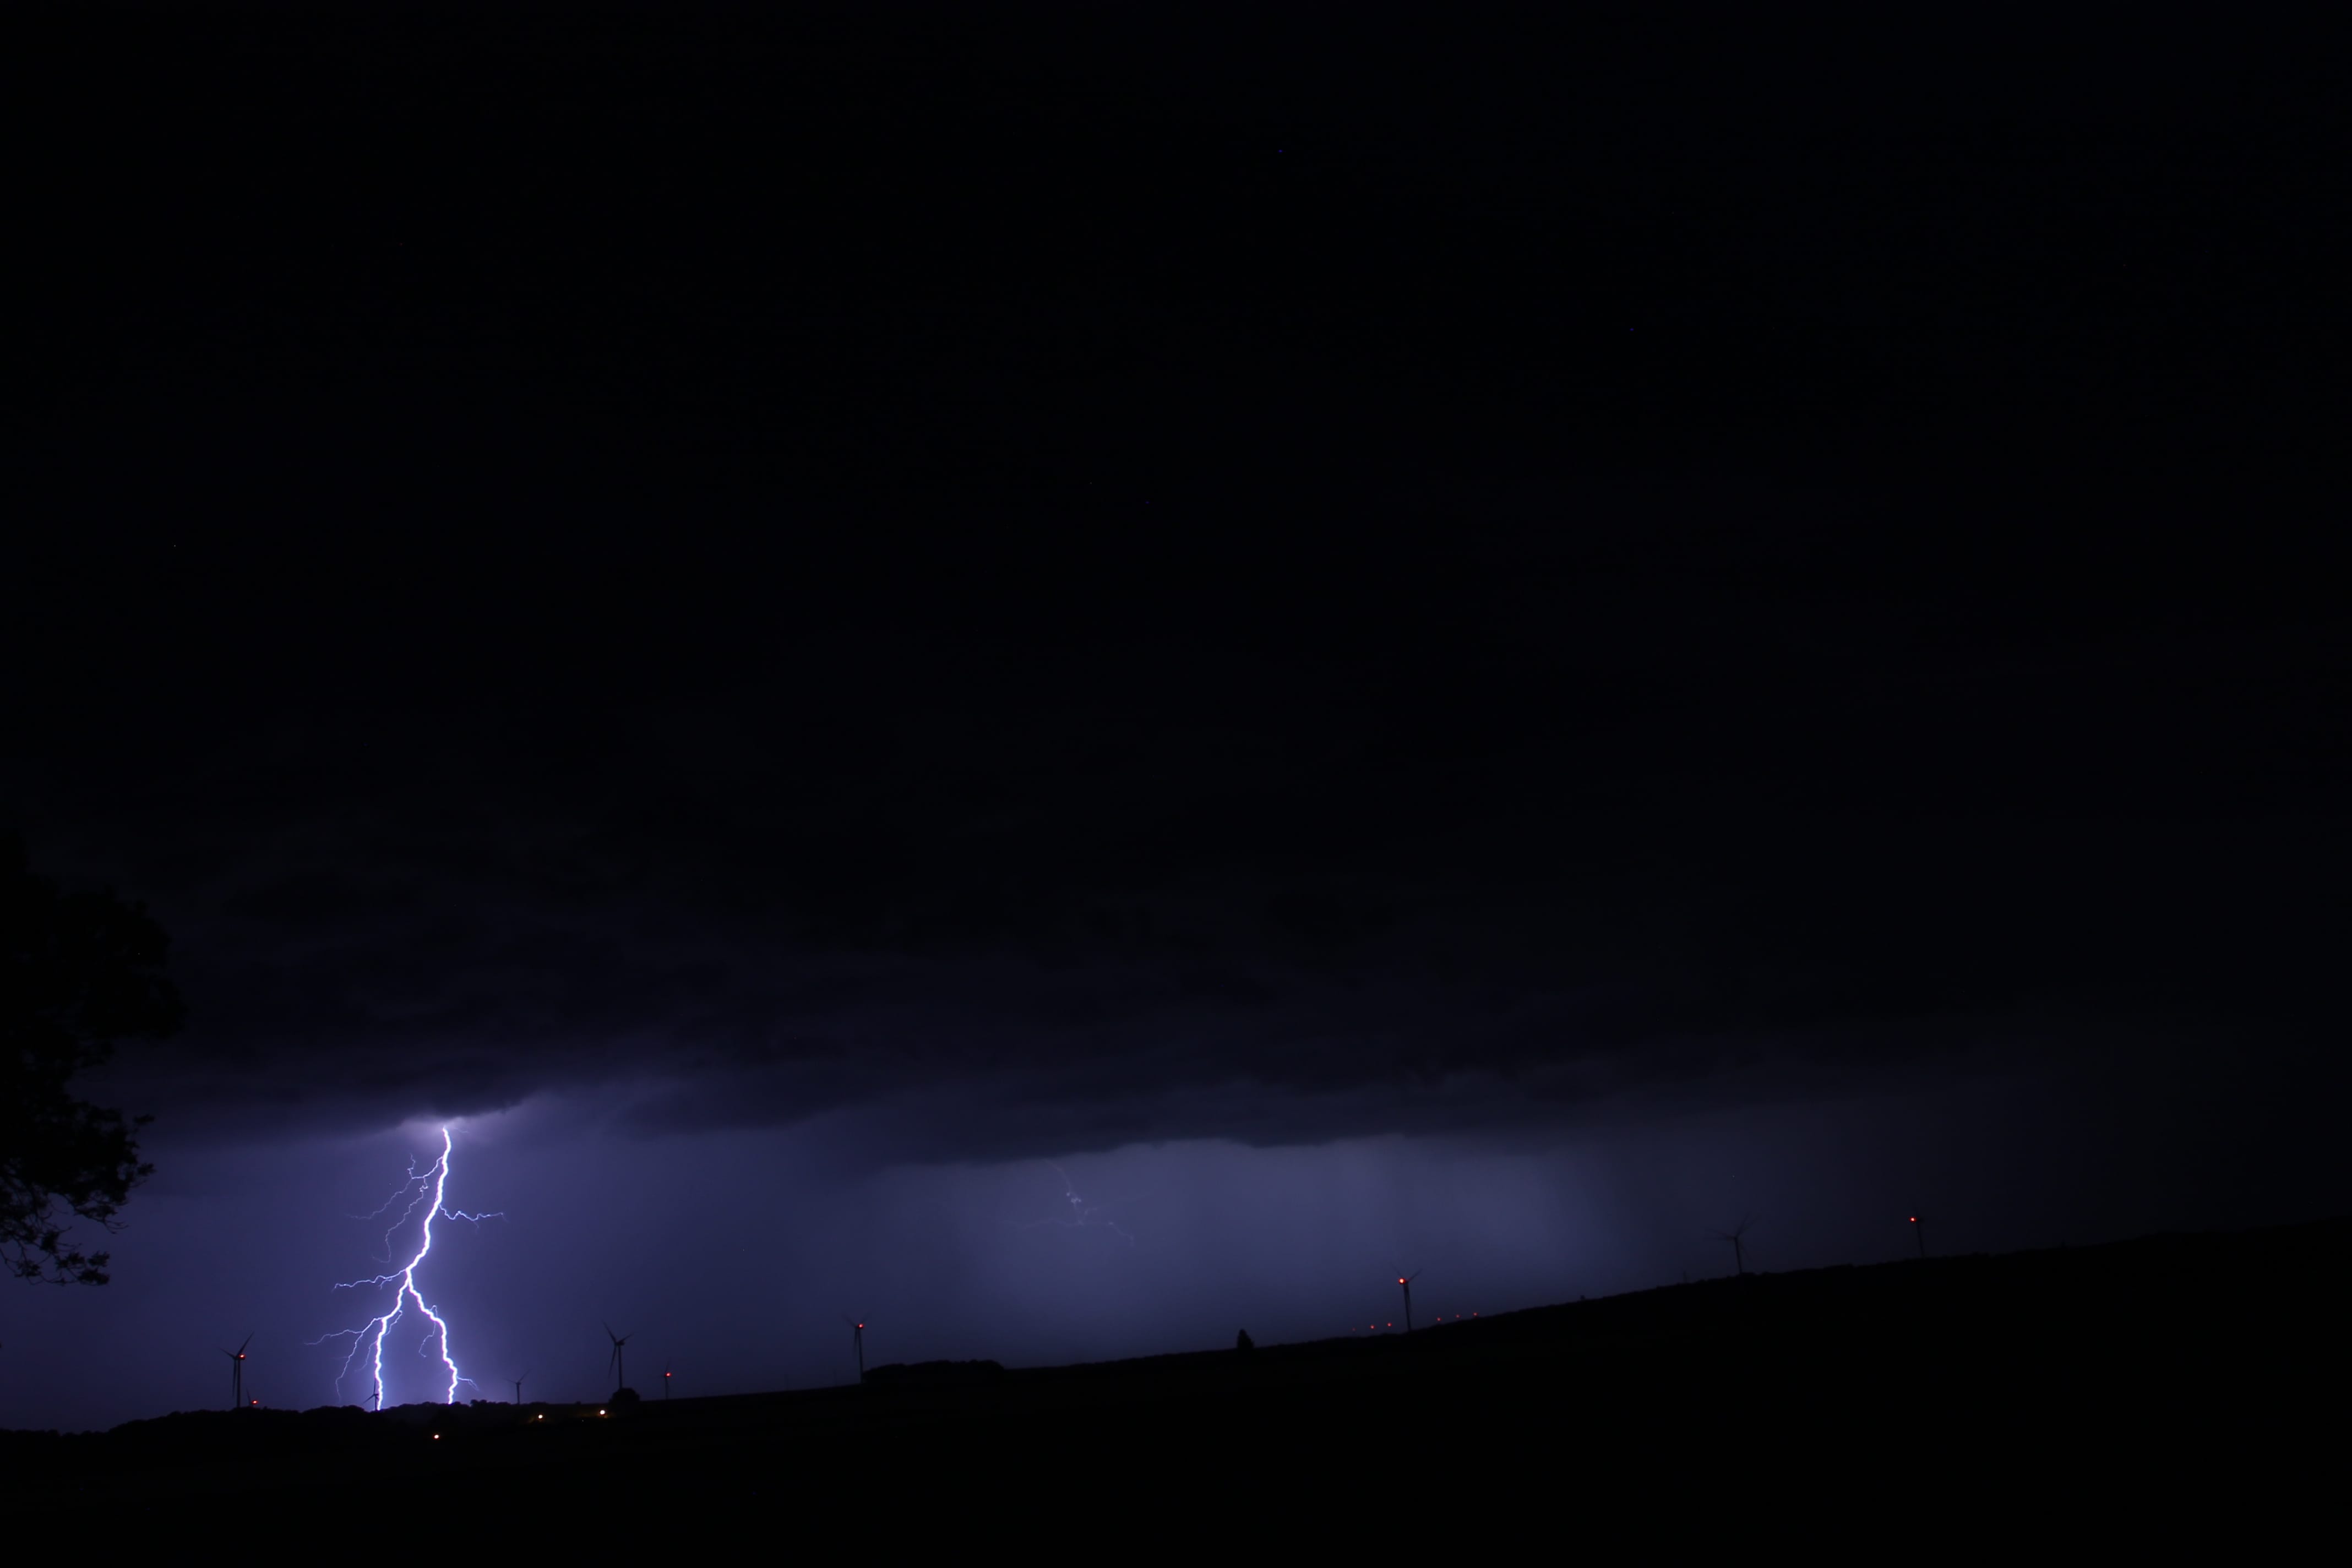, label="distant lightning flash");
[308,1126,503,1409]
[1010,1161,1139,1245]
